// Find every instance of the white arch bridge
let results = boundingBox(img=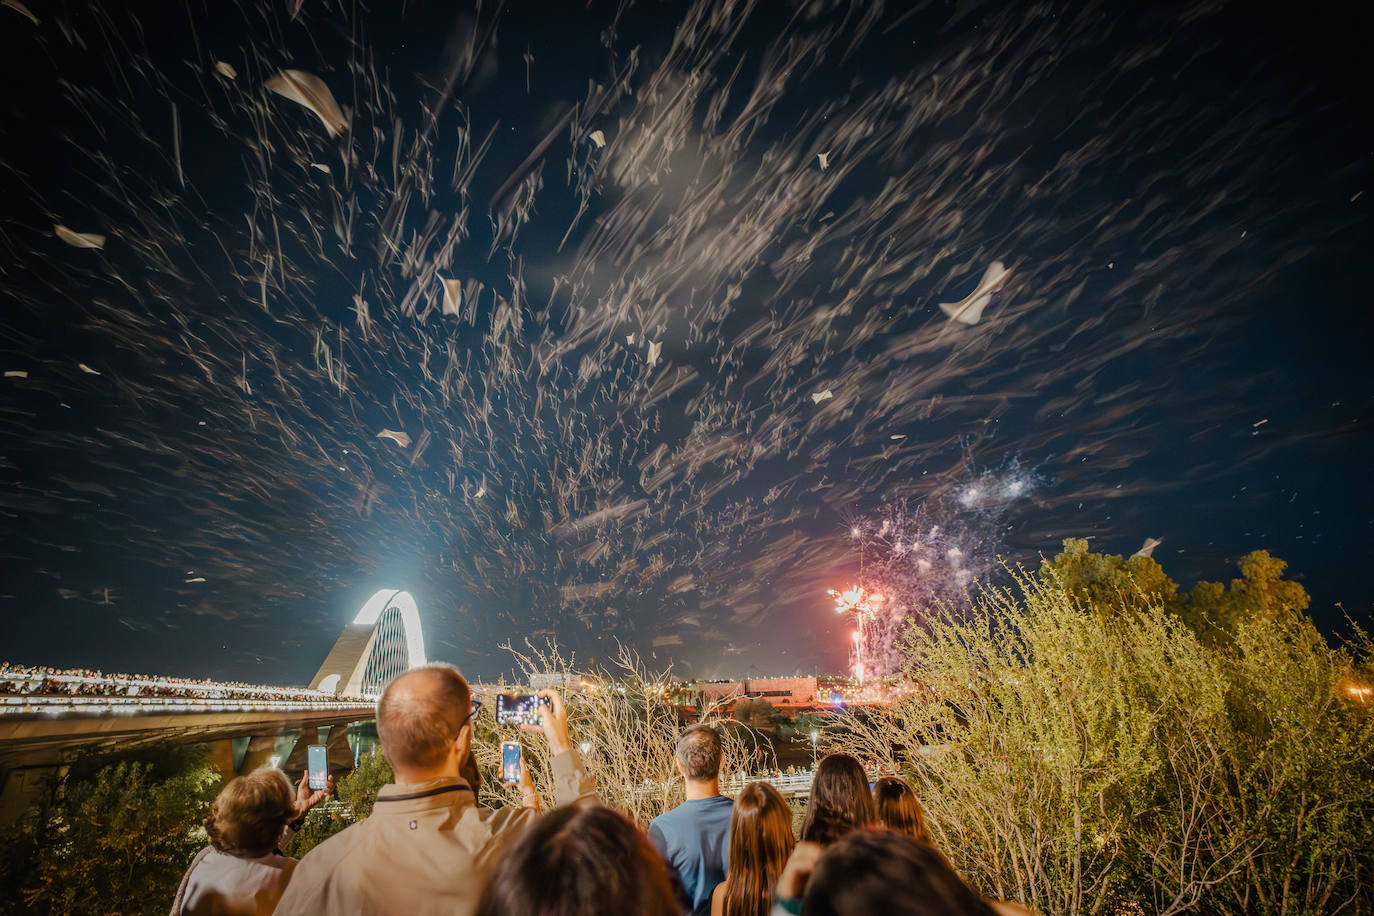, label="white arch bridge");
[310,588,427,696]
[0,589,427,785]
